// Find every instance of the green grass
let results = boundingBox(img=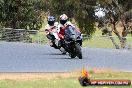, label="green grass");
[30,32,49,44]
[83,37,115,48]
[0,79,81,88]
[0,71,132,88]
[0,78,131,88]
[82,30,132,48]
